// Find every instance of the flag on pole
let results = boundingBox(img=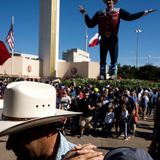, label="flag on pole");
[135,29,142,33]
[0,41,11,65]
[6,20,14,51]
[88,33,100,47]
